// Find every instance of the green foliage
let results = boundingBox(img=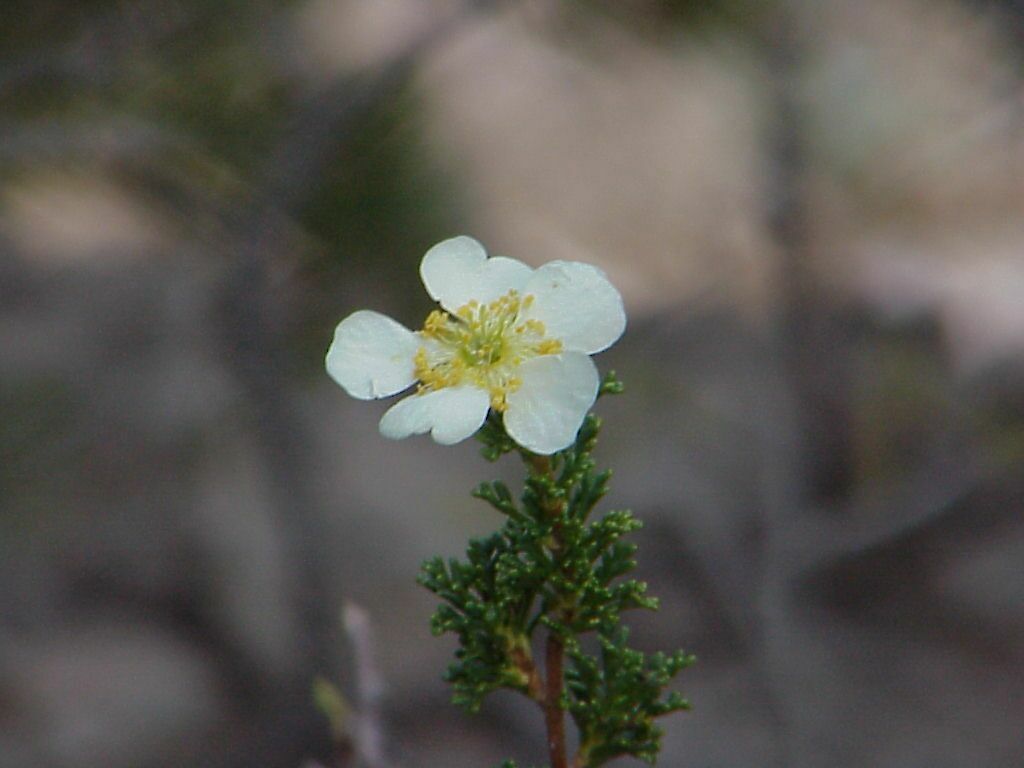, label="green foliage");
[567,629,694,766]
[418,373,692,767]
